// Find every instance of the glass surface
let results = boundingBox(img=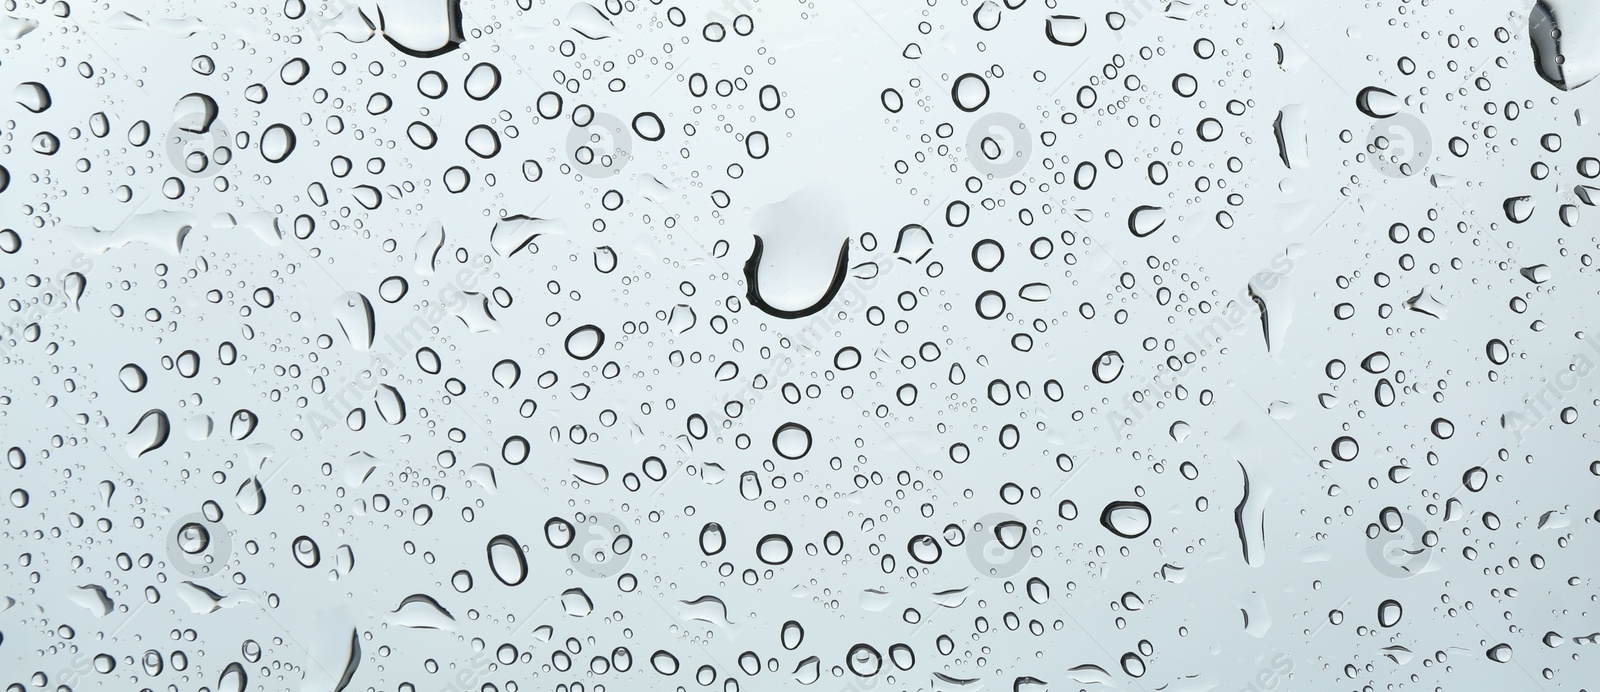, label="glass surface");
[2,0,1598,690]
